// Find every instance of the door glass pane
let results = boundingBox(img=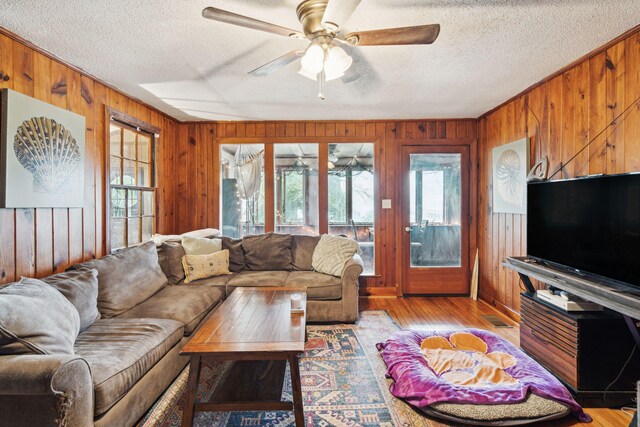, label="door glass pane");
[275,144,319,235]
[409,153,461,267]
[328,143,375,274]
[220,144,265,238]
